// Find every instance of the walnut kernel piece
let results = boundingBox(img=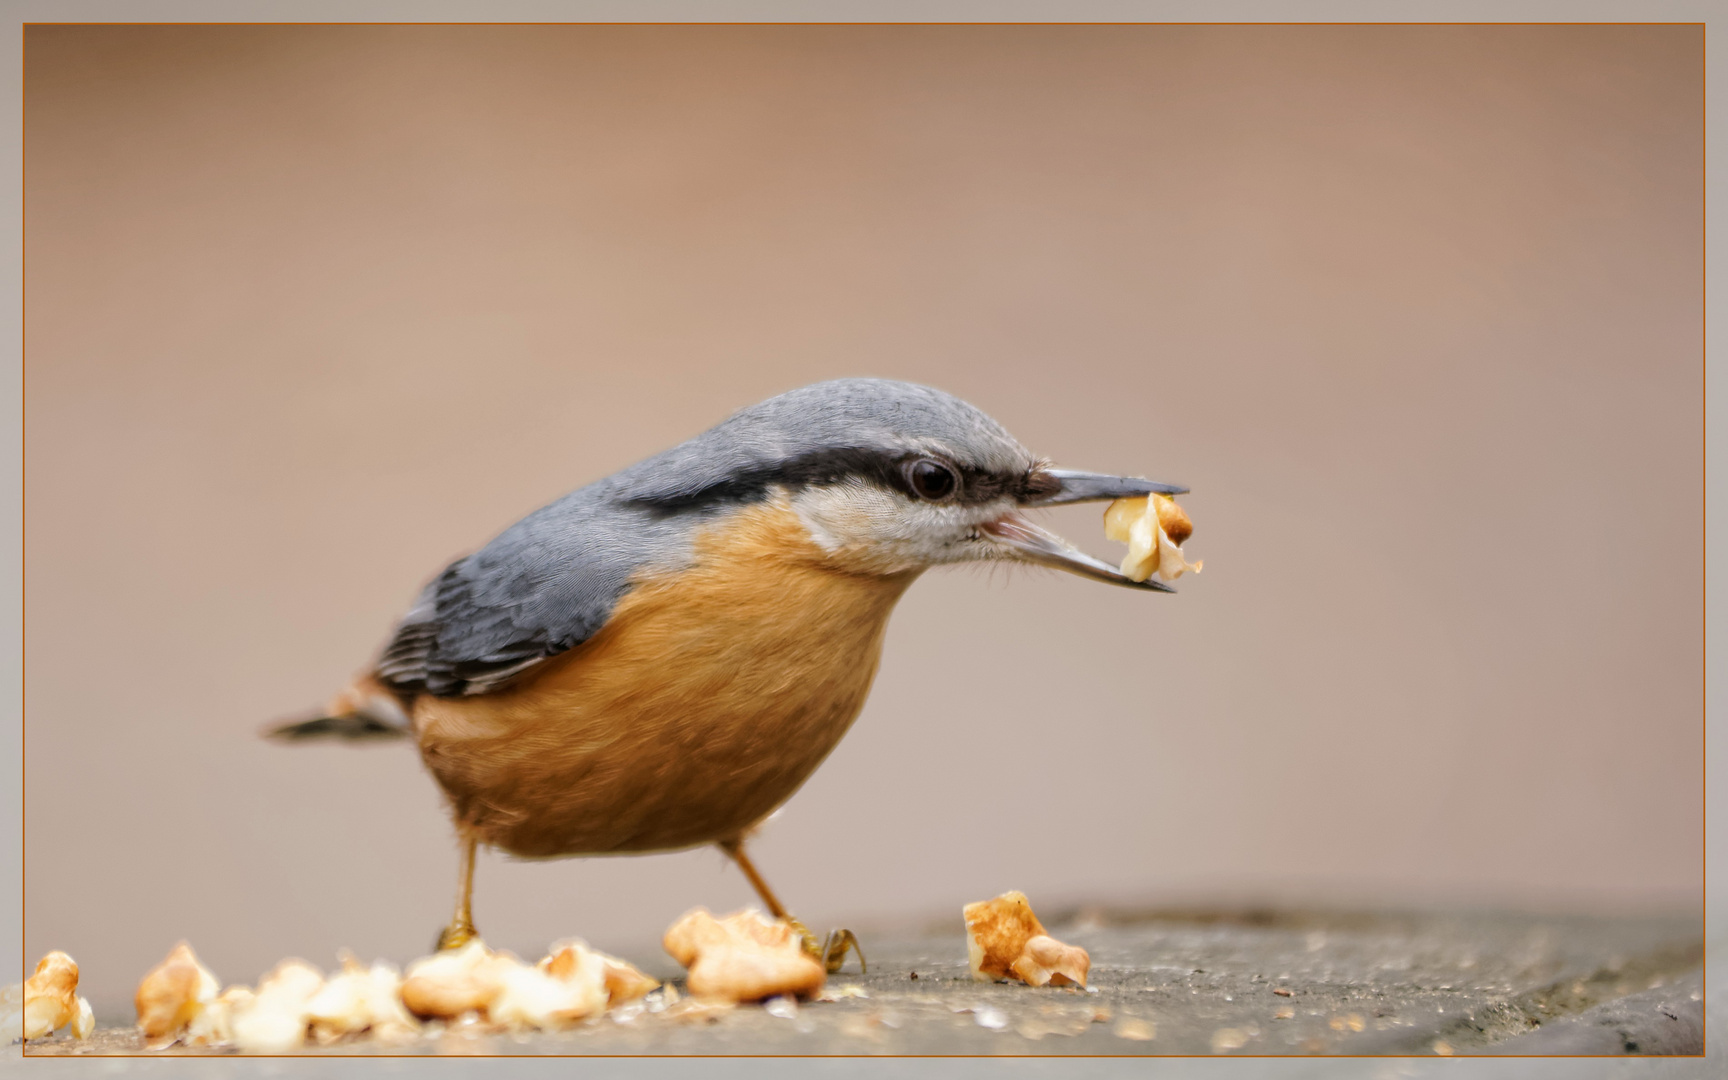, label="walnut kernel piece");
[601,957,660,1005]
[400,939,510,1020]
[1009,935,1092,988]
[306,954,420,1045]
[3,951,83,1041]
[963,891,1091,988]
[539,939,657,1007]
[963,890,1046,981]
[663,907,826,1003]
[135,942,219,1048]
[402,939,612,1033]
[1103,494,1202,583]
[231,959,324,1053]
[27,952,80,1039]
[0,984,18,1043]
[70,997,95,1040]
[1159,495,1193,545]
[26,951,81,1038]
[488,958,606,1031]
[184,986,252,1048]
